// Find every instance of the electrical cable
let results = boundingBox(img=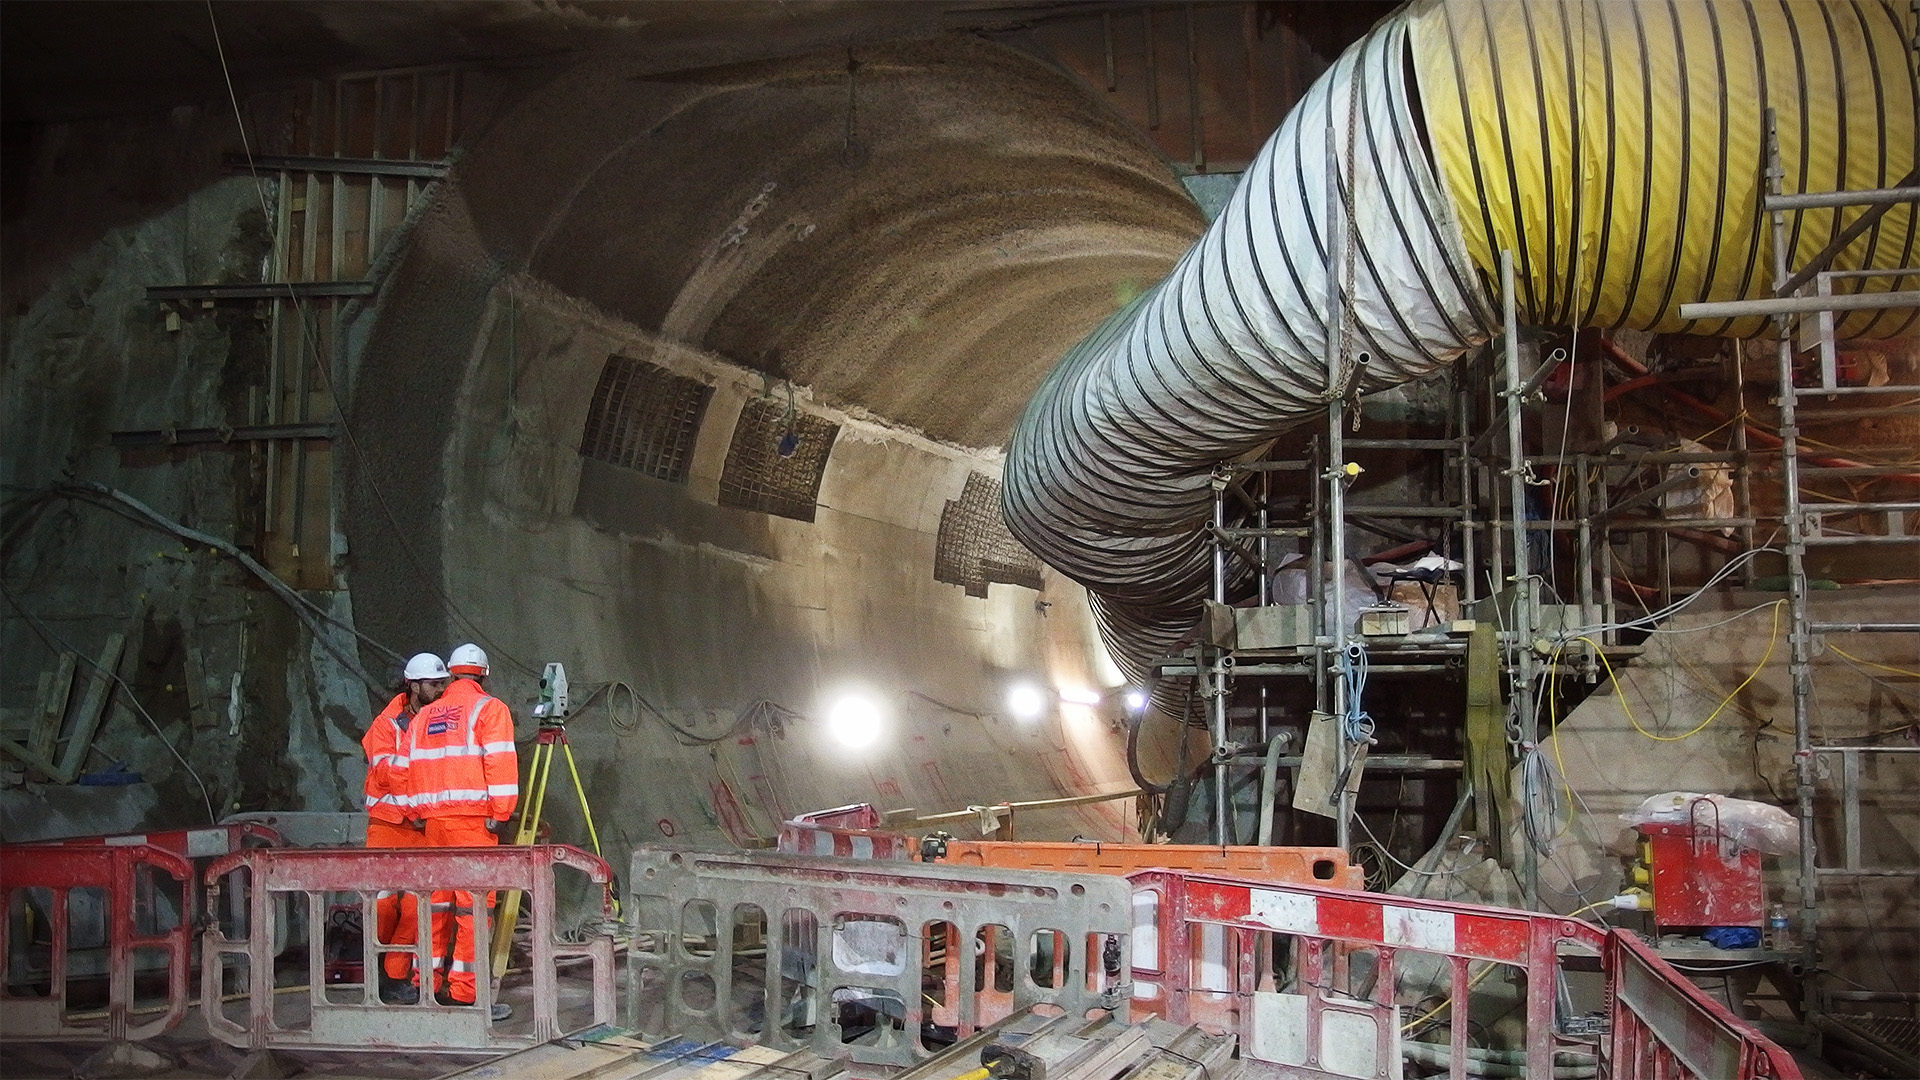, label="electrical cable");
[46,482,393,691]
[1399,963,1496,1035]
[1574,601,1783,743]
[569,680,647,735]
[1558,547,1778,639]
[1826,645,1920,680]
[1661,960,1777,972]
[0,581,217,826]
[1350,813,1470,880]
[1642,600,1790,636]
[1337,643,1376,744]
